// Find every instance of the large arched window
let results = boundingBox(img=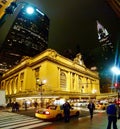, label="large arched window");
[11,80,14,94]
[60,71,66,91]
[15,77,18,93]
[78,76,82,89]
[72,73,75,90]
[20,72,24,91]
